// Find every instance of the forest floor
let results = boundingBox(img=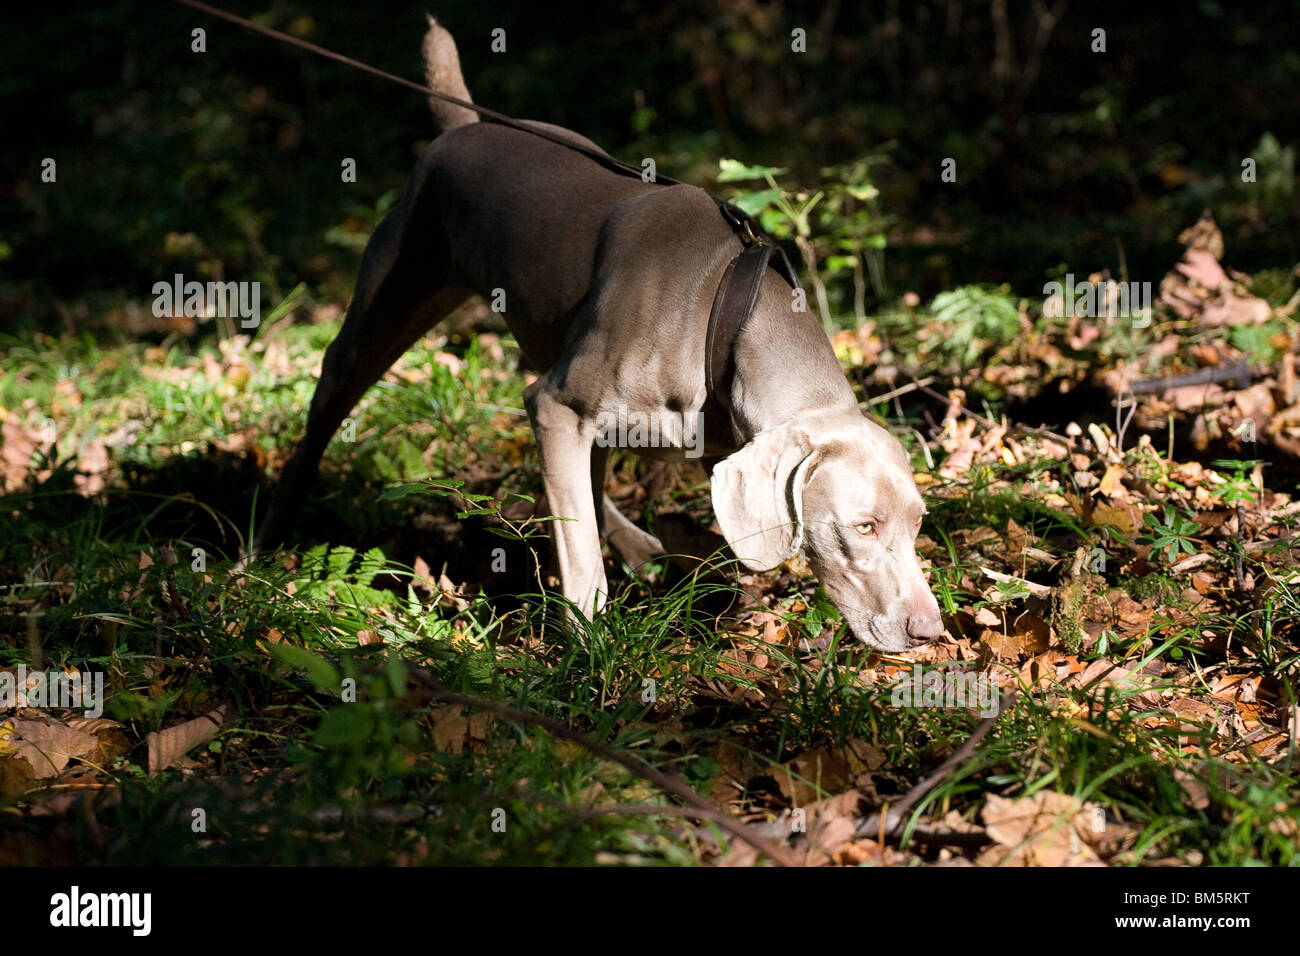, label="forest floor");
[1,215,1298,866]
